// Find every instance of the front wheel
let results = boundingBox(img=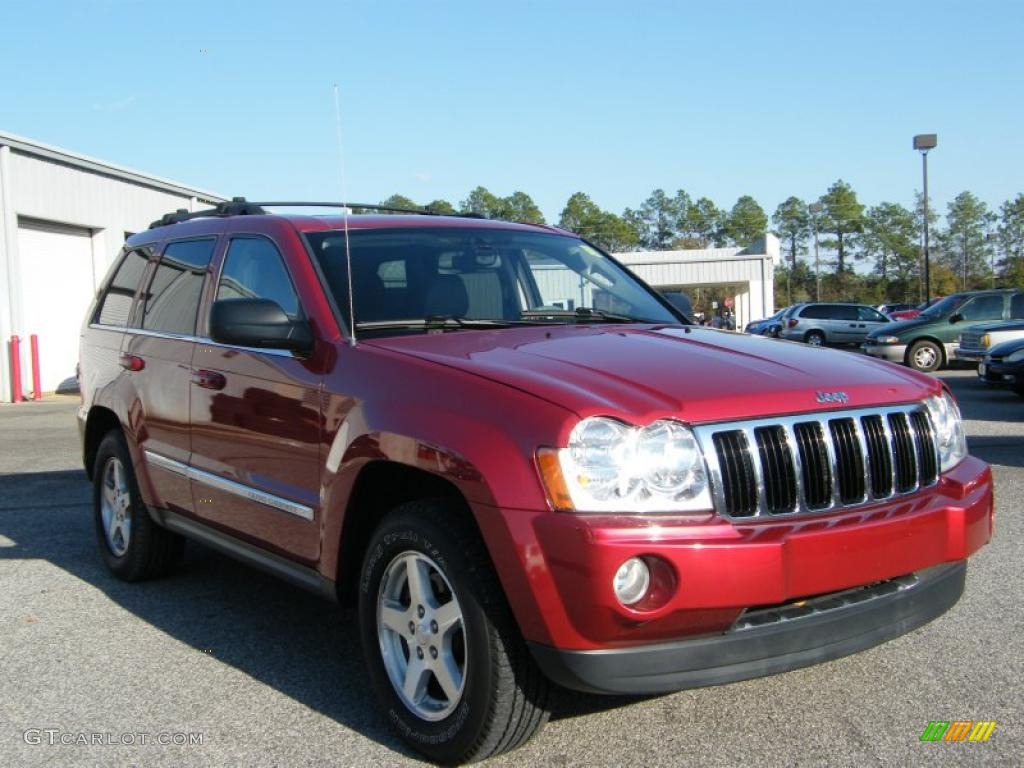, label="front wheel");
[907,340,943,373]
[359,500,549,763]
